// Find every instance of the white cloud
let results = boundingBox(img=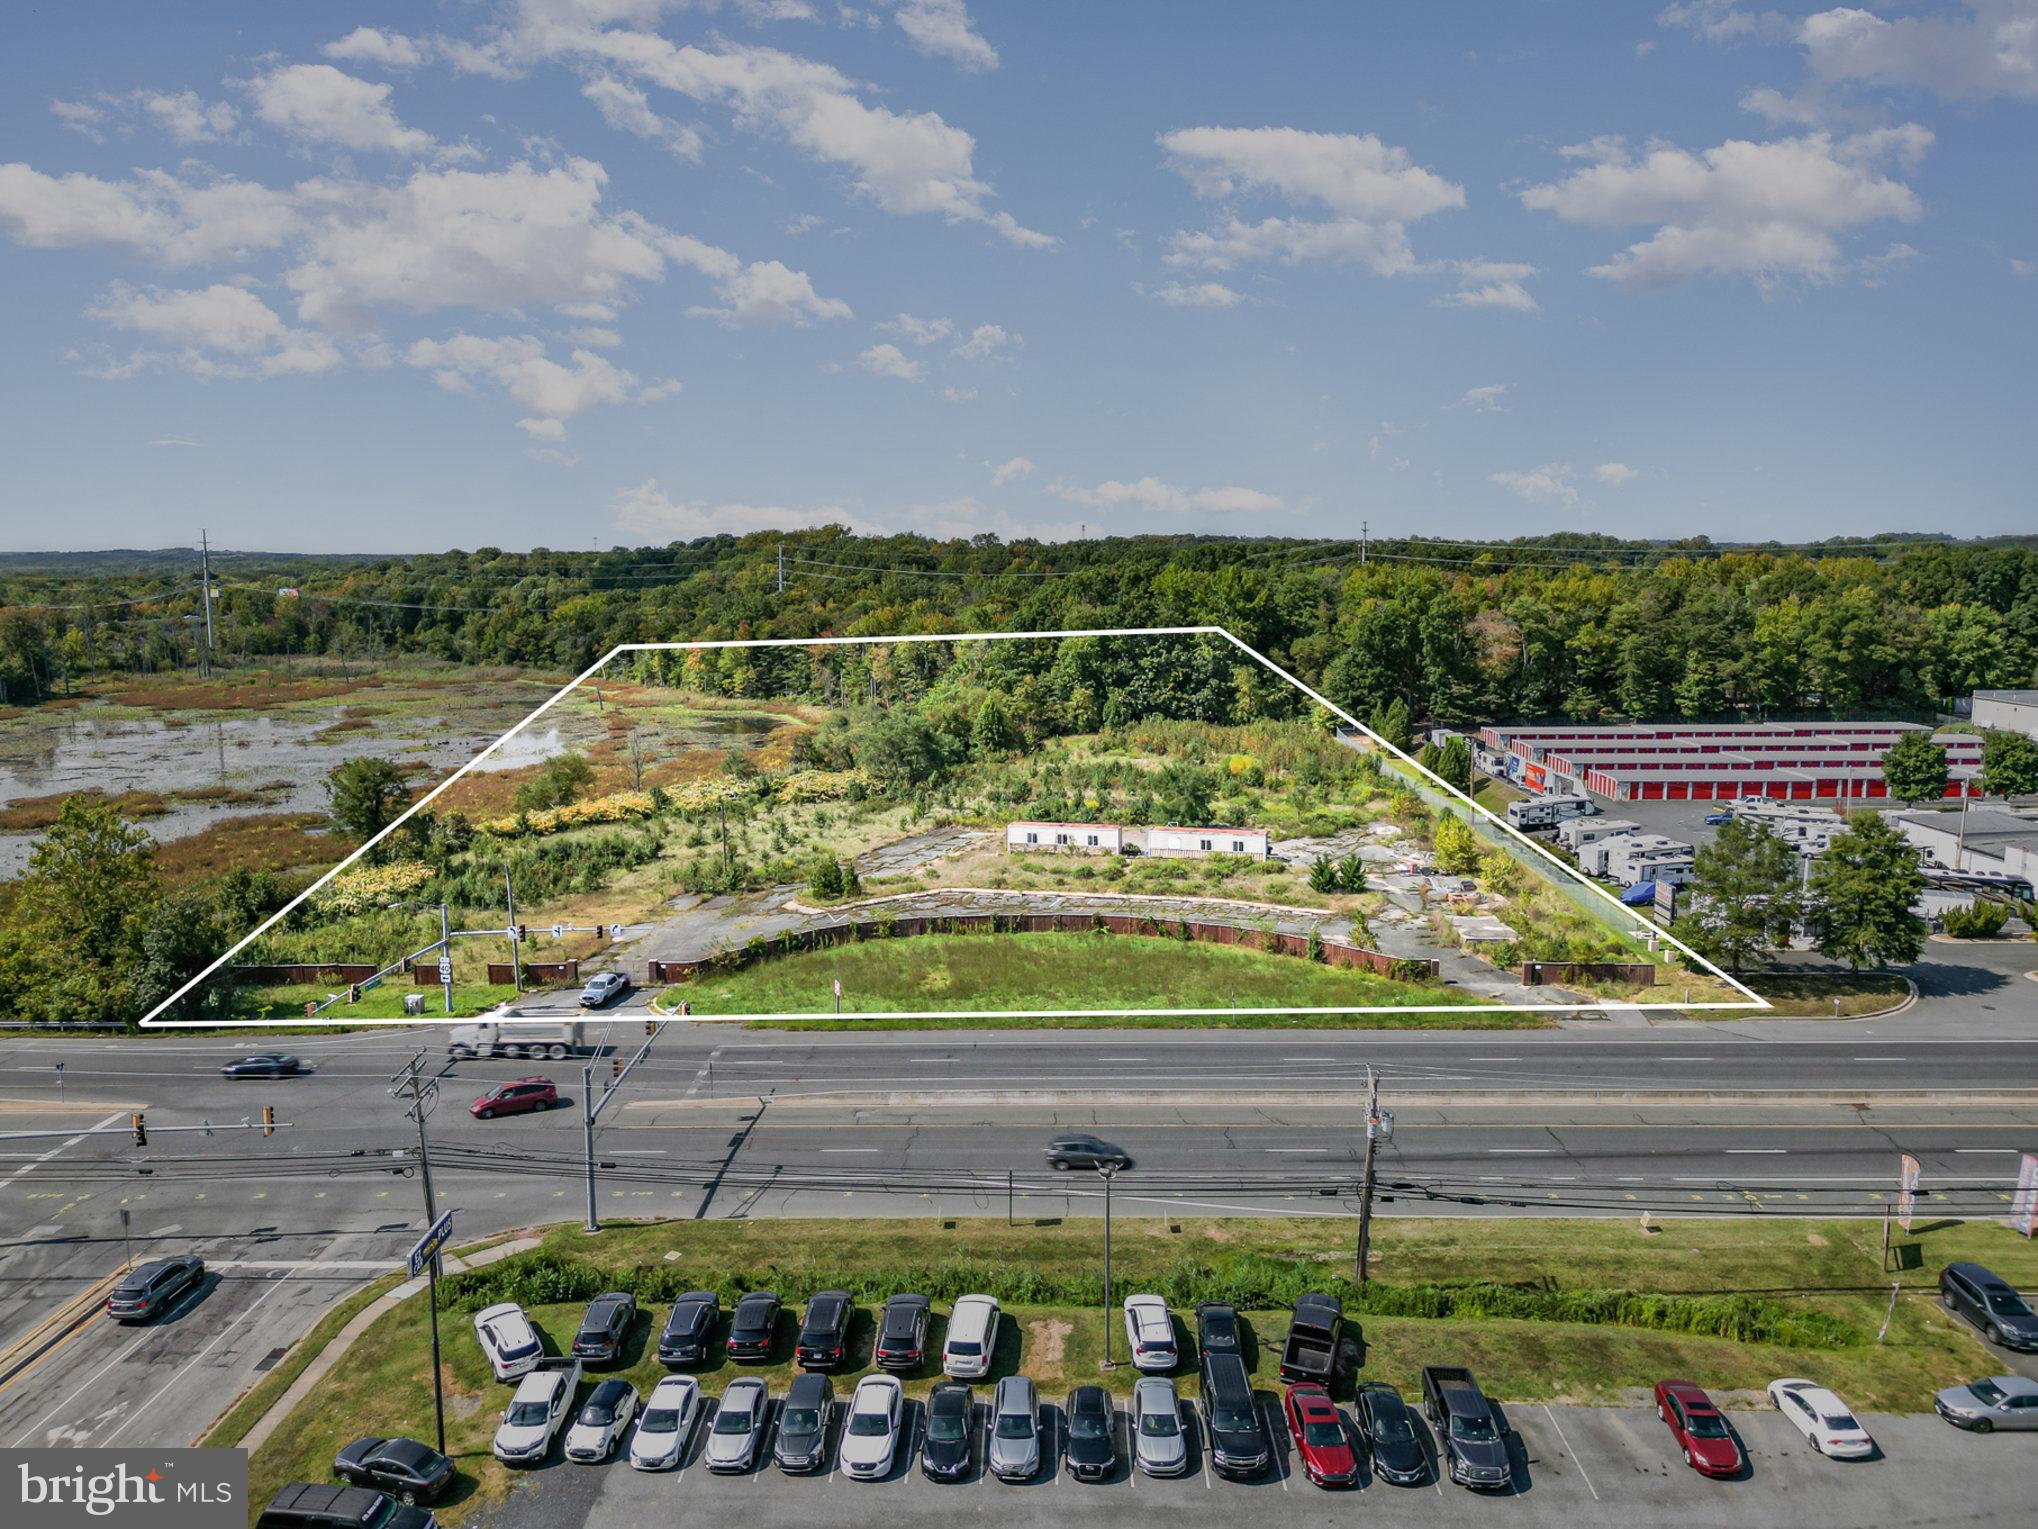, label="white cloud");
[880,312,954,344]
[324,27,429,69]
[610,478,879,538]
[858,341,923,380]
[527,445,582,466]
[1142,279,1243,308]
[892,0,999,71]
[140,91,239,145]
[582,76,705,160]
[737,0,820,20]
[1455,383,1509,412]
[989,455,1034,485]
[522,29,1051,245]
[85,280,343,378]
[1157,125,1463,278]
[151,435,201,447]
[1800,1,2038,101]
[1049,476,1284,515]
[954,321,1016,361]
[1437,258,1540,311]
[405,332,671,433]
[1520,126,1929,289]
[661,232,853,324]
[941,383,977,401]
[1489,464,1582,509]
[284,158,665,329]
[0,164,300,266]
[1593,462,1638,486]
[1656,3,1793,44]
[249,64,434,155]
[50,99,108,140]
[2013,257,2036,278]
[1635,39,1659,58]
